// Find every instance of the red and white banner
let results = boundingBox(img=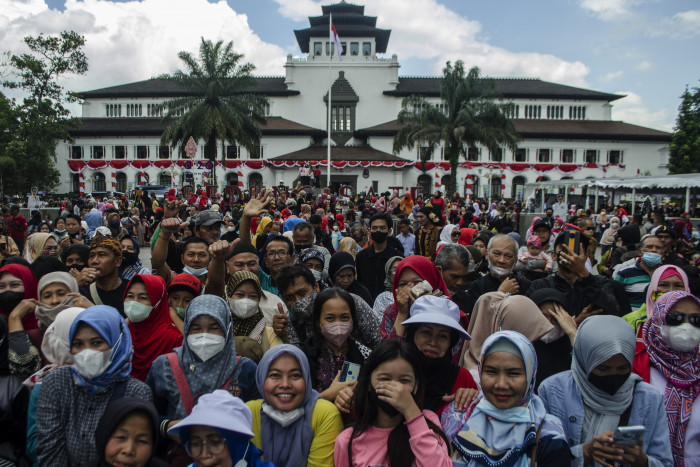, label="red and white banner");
[139,171,147,186]
[237,170,244,189]
[501,173,506,199]
[78,171,85,197]
[434,170,441,189]
[111,170,117,191]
